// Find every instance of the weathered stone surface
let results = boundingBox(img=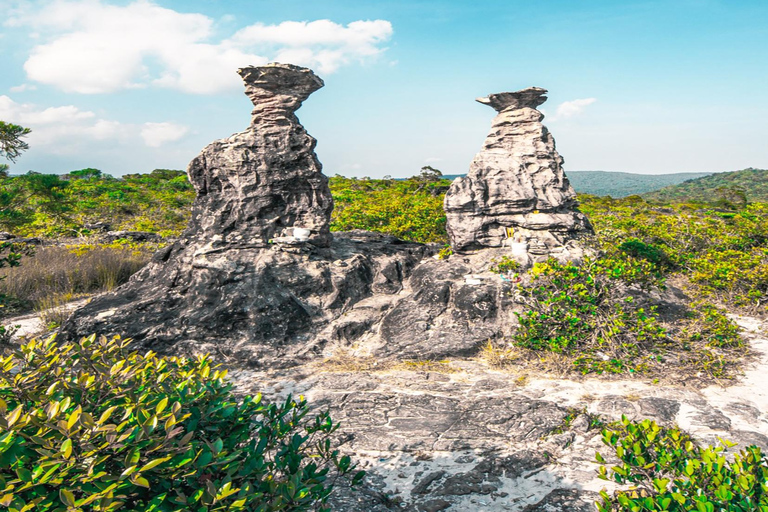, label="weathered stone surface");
[521,488,600,512]
[444,87,592,260]
[62,64,531,366]
[101,230,161,243]
[188,63,333,247]
[61,65,429,365]
[232,314,768,511]
[63,230,429,367]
